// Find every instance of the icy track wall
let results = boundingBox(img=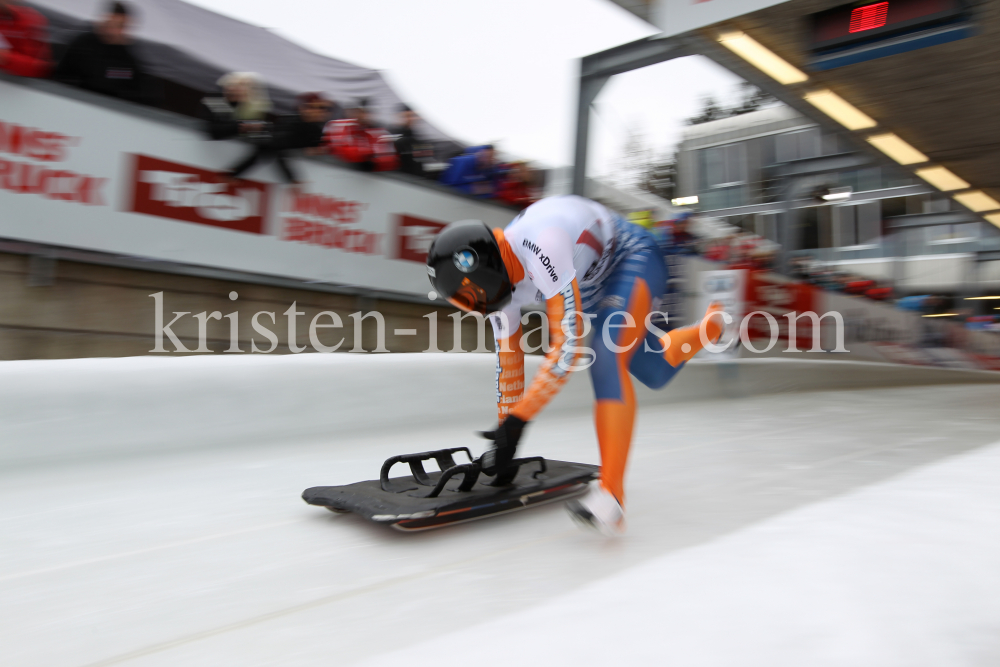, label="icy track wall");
[1,354,998,468]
